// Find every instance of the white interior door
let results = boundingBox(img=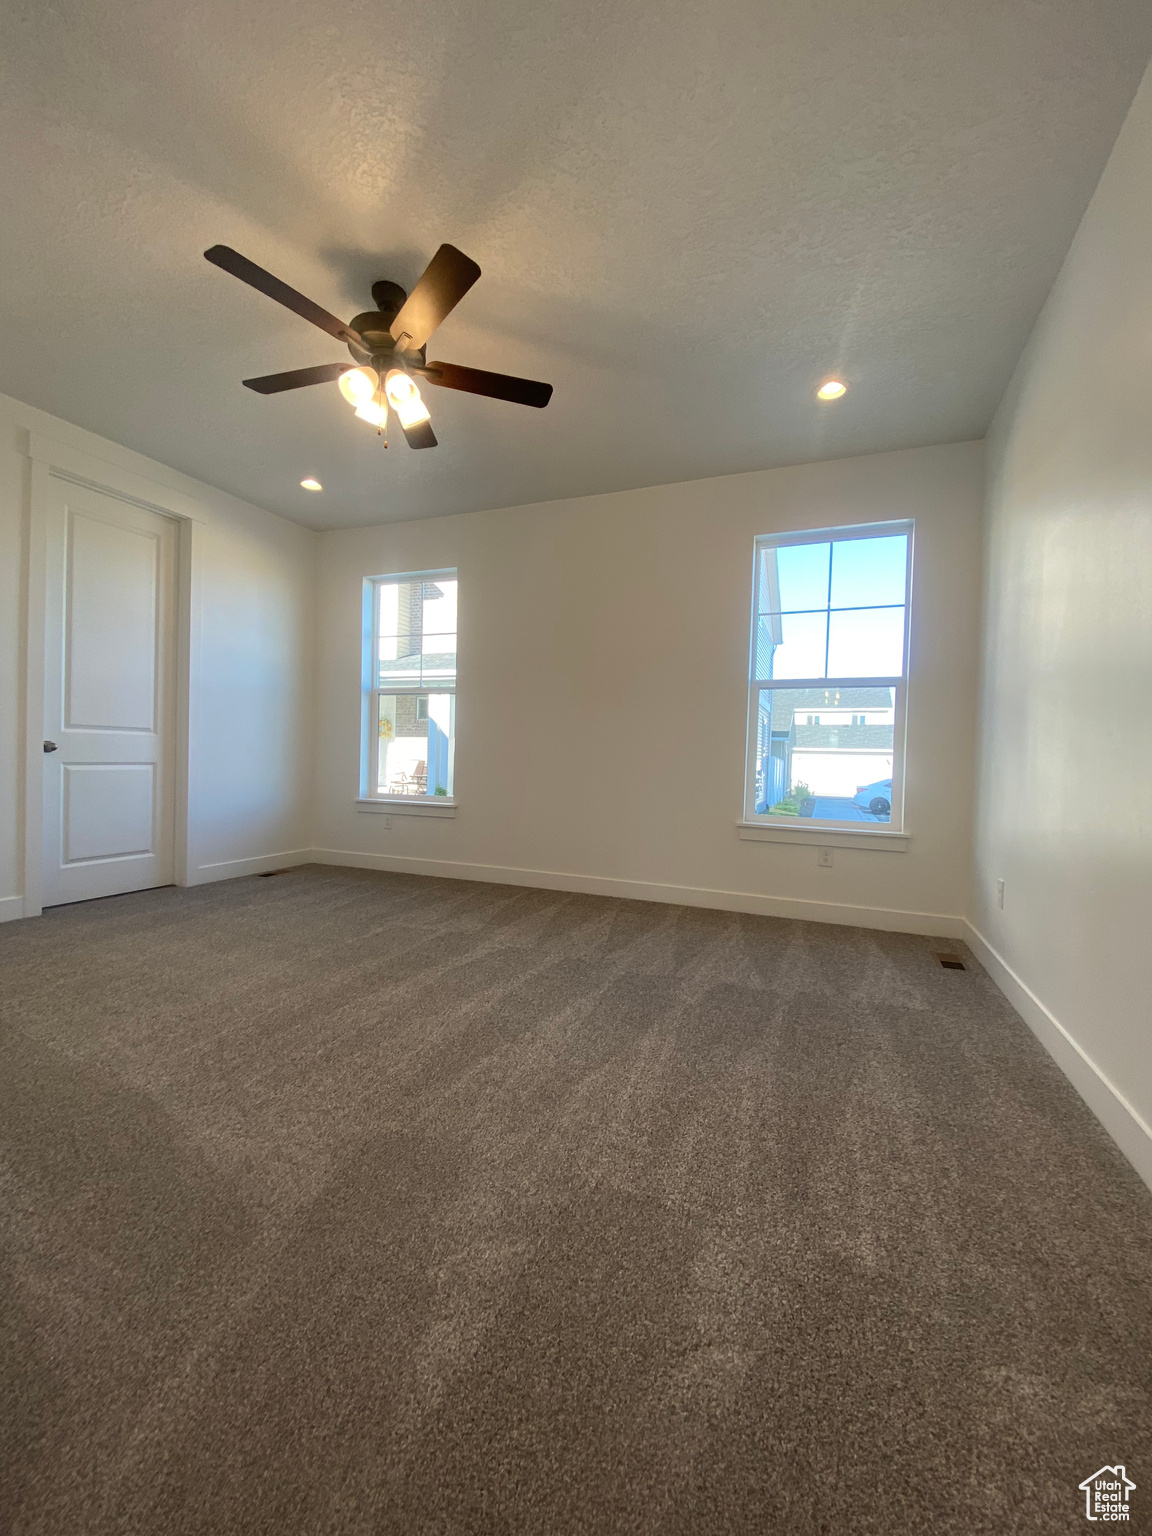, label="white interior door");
[41,478,178,906]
